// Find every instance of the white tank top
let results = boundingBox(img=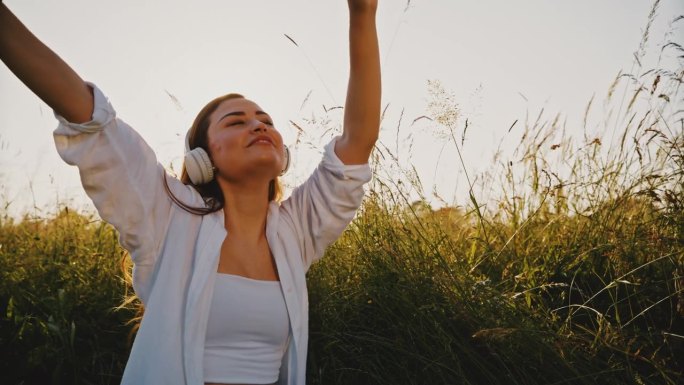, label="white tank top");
[203,273,290,384]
